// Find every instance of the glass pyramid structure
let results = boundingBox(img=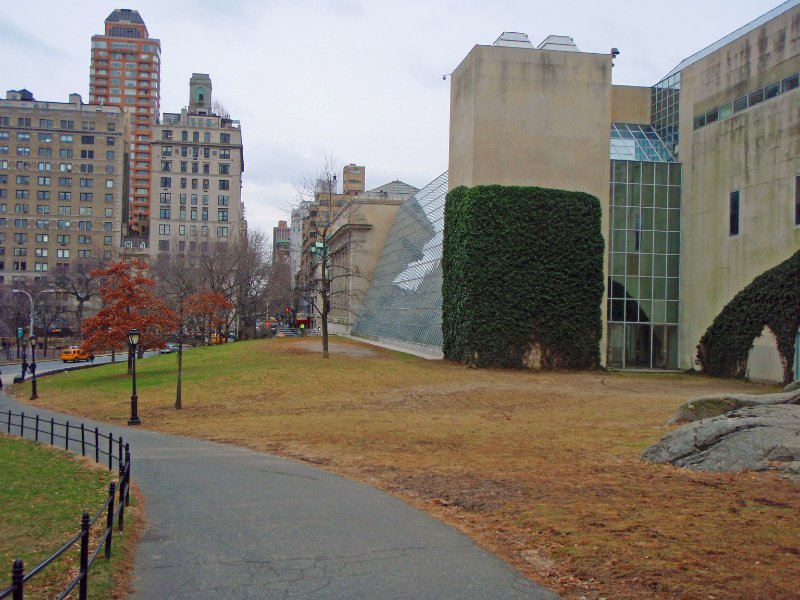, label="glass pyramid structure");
[351,171,447,355]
